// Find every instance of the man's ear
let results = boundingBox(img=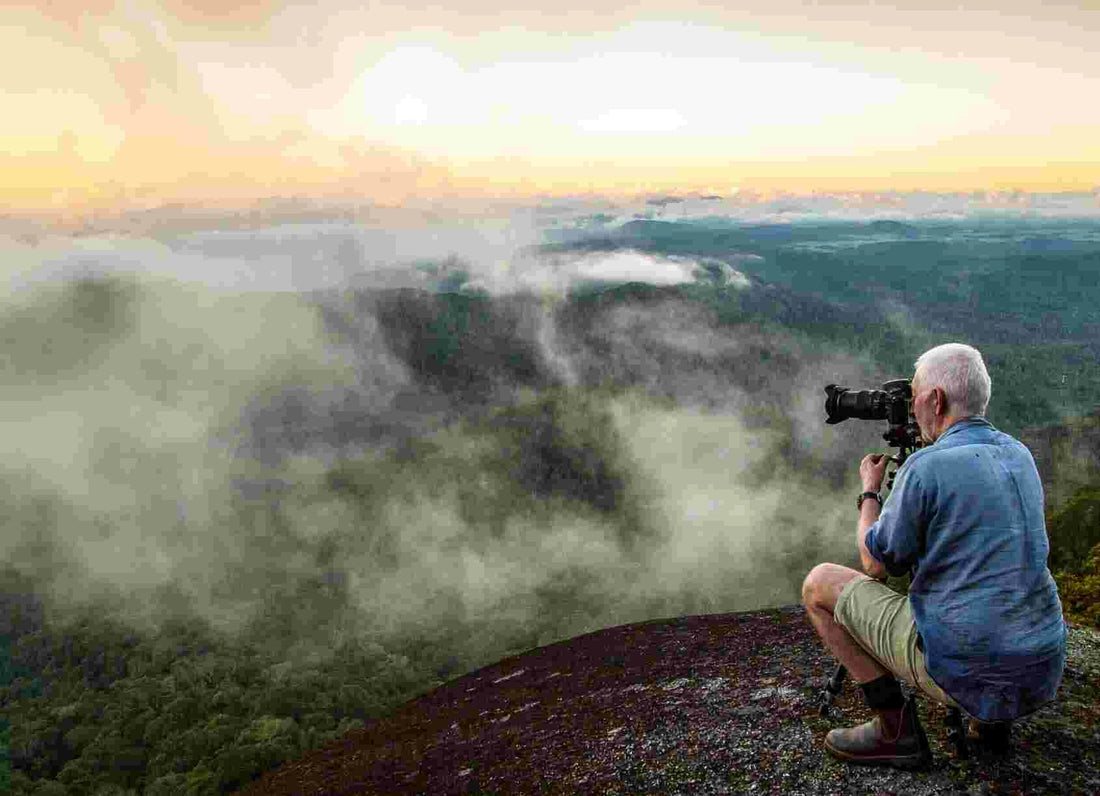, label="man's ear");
[934,387,947,416]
